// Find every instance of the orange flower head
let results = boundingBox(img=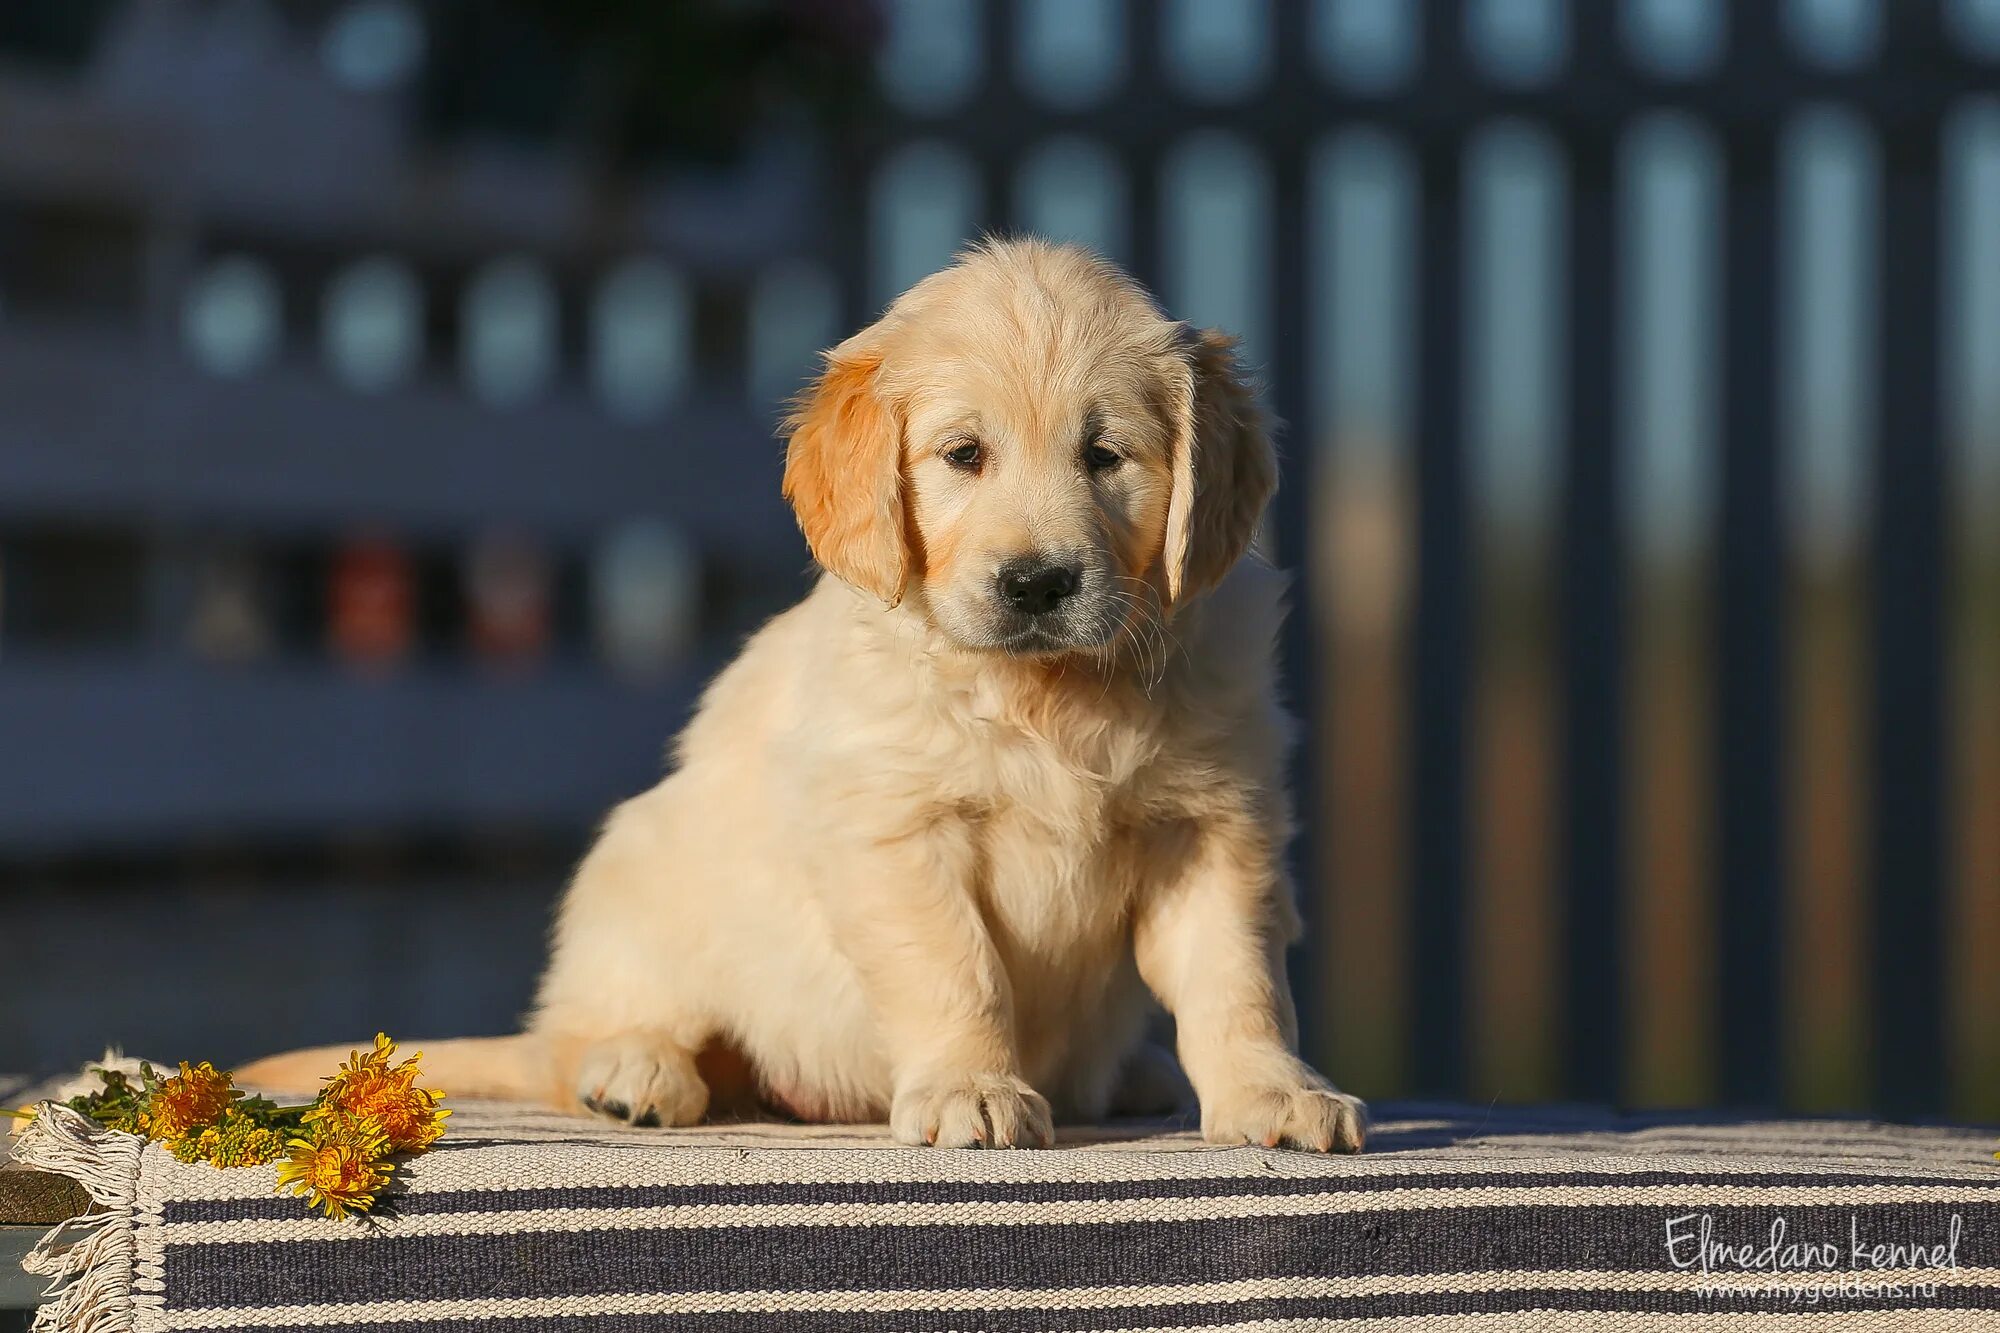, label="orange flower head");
[144,1062,240,1142]
[275,1117,394,1220]
[309,1034,449,1153]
